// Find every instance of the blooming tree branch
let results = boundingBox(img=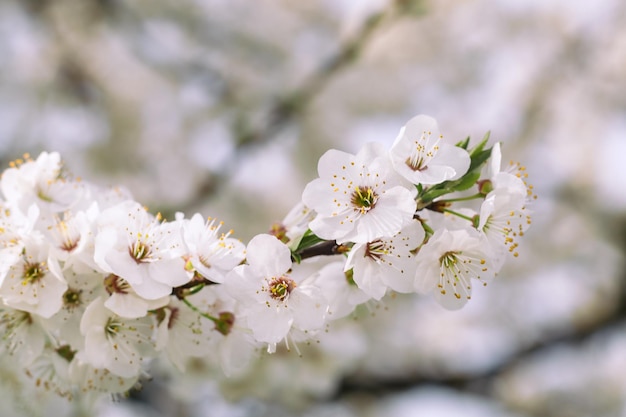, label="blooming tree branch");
[0,114,533,407]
